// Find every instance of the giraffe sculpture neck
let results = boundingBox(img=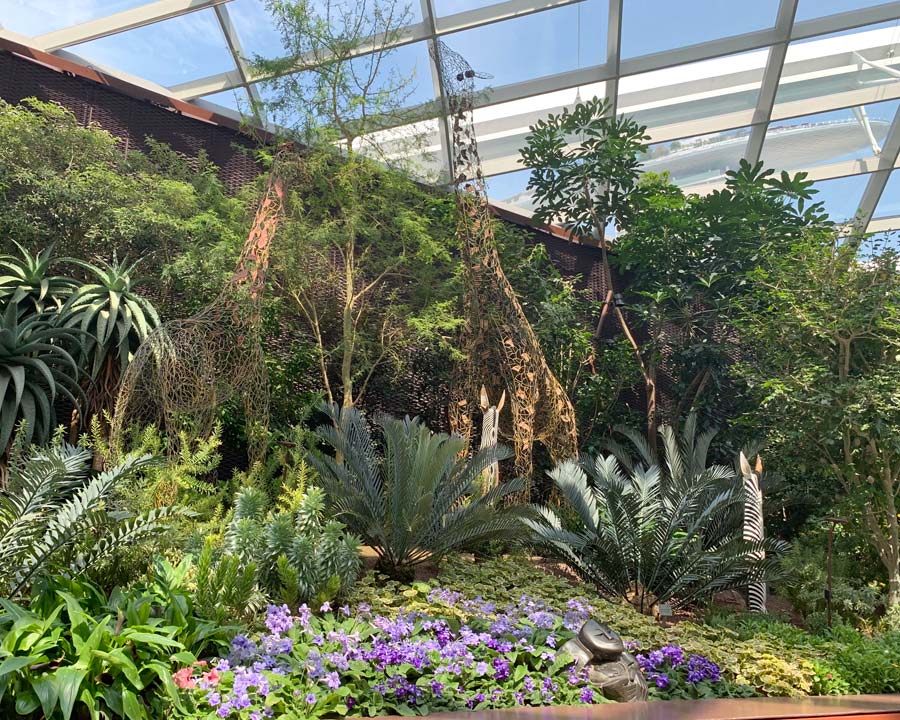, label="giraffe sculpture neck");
[432,40,579,494]
[223,171,285,325]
